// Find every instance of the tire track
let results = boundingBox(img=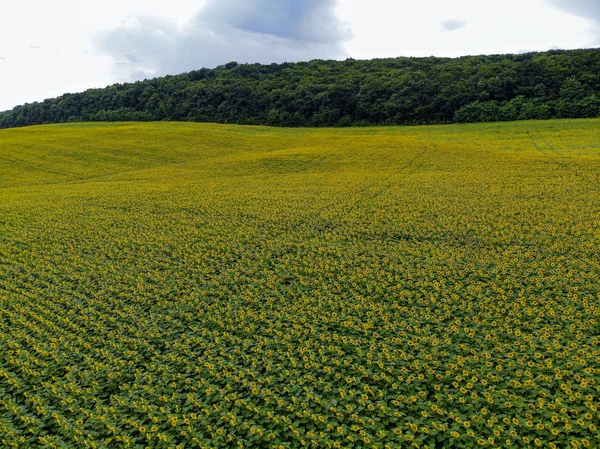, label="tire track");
[526,129,568,168]
[348,136,434,212]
